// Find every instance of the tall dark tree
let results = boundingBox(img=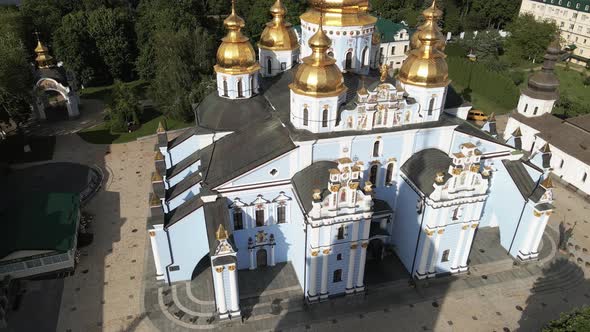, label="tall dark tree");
[505,14,559,64]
